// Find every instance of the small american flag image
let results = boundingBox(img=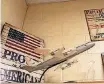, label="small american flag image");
[1,23,44,62]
